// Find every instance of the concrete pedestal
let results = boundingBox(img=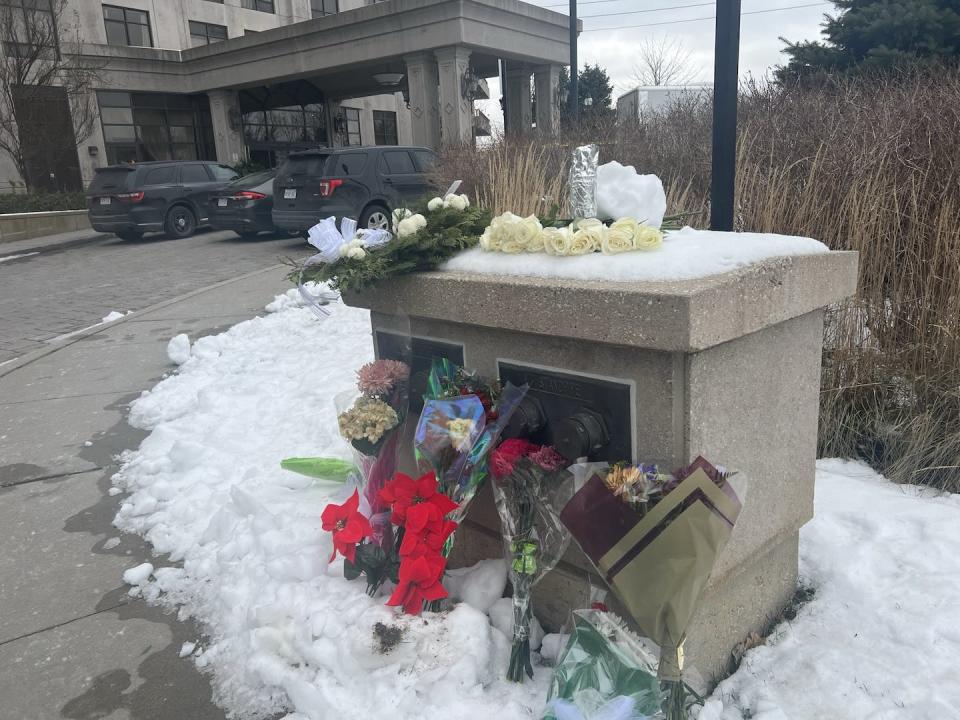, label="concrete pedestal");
[343,250,858,682]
